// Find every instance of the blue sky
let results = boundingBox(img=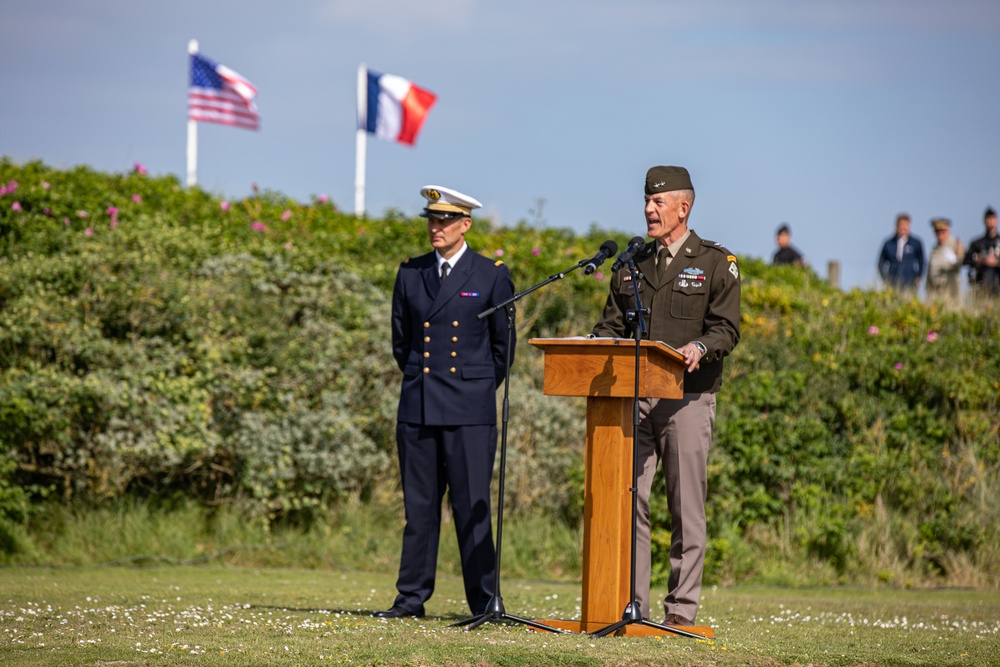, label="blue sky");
[3,0,999,290]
